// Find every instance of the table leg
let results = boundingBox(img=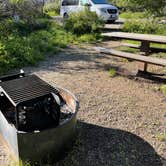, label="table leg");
[140,41,150,72]
[140,41,150,55]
